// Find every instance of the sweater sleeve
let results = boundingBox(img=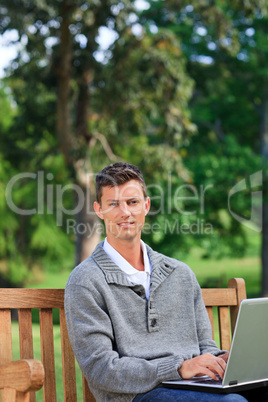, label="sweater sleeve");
[64,282,182,396]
